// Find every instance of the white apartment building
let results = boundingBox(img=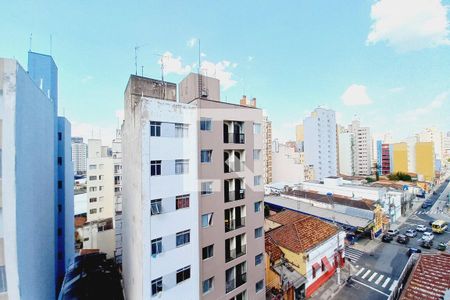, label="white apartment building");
[112,129,123,264]
[72,137,87,175]
[348,120,372,176]
[304,107,337,181]
[404,136,418,173]
[271,140,305,183]
[338,131,354,176]
[263,114,272,184]
[122,74,265,300]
